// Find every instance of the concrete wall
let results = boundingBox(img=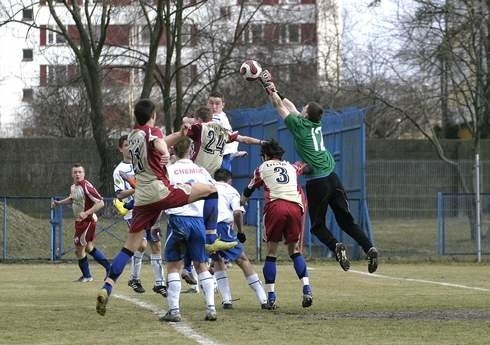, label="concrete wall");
[1,138,489,197]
